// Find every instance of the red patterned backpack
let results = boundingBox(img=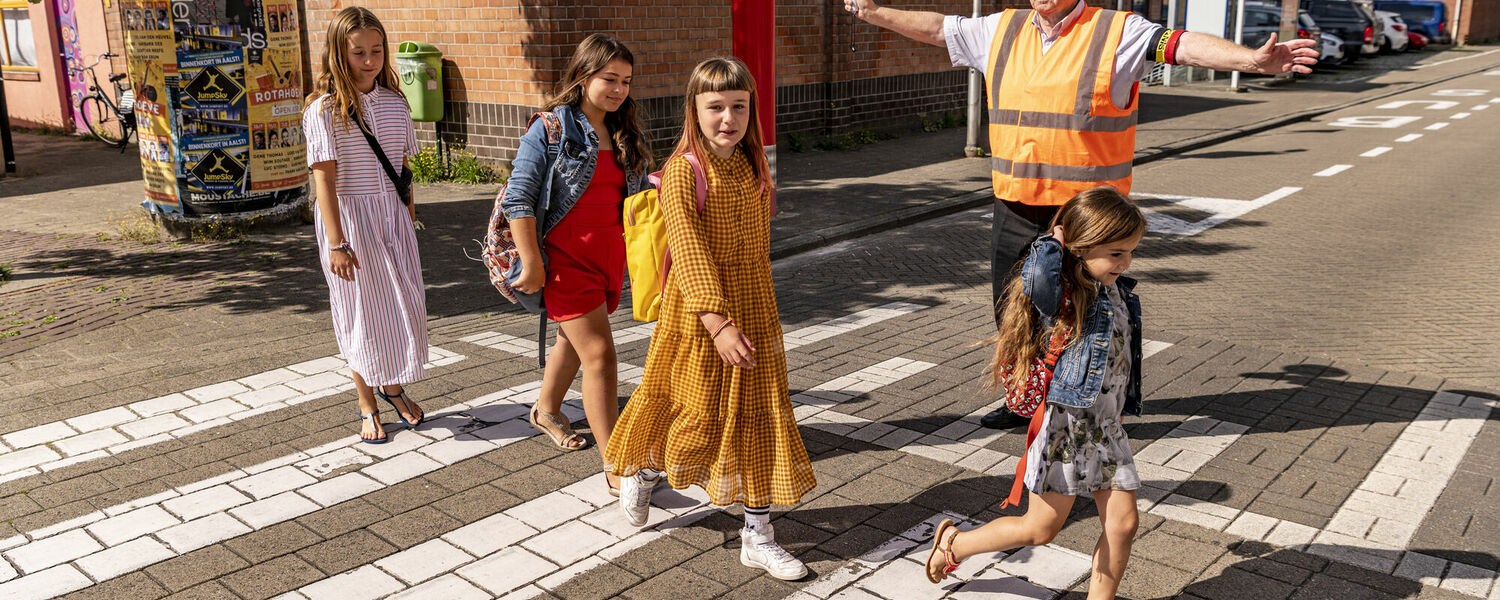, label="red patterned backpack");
[482,111,562,309]
[1001,286,1077,418]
